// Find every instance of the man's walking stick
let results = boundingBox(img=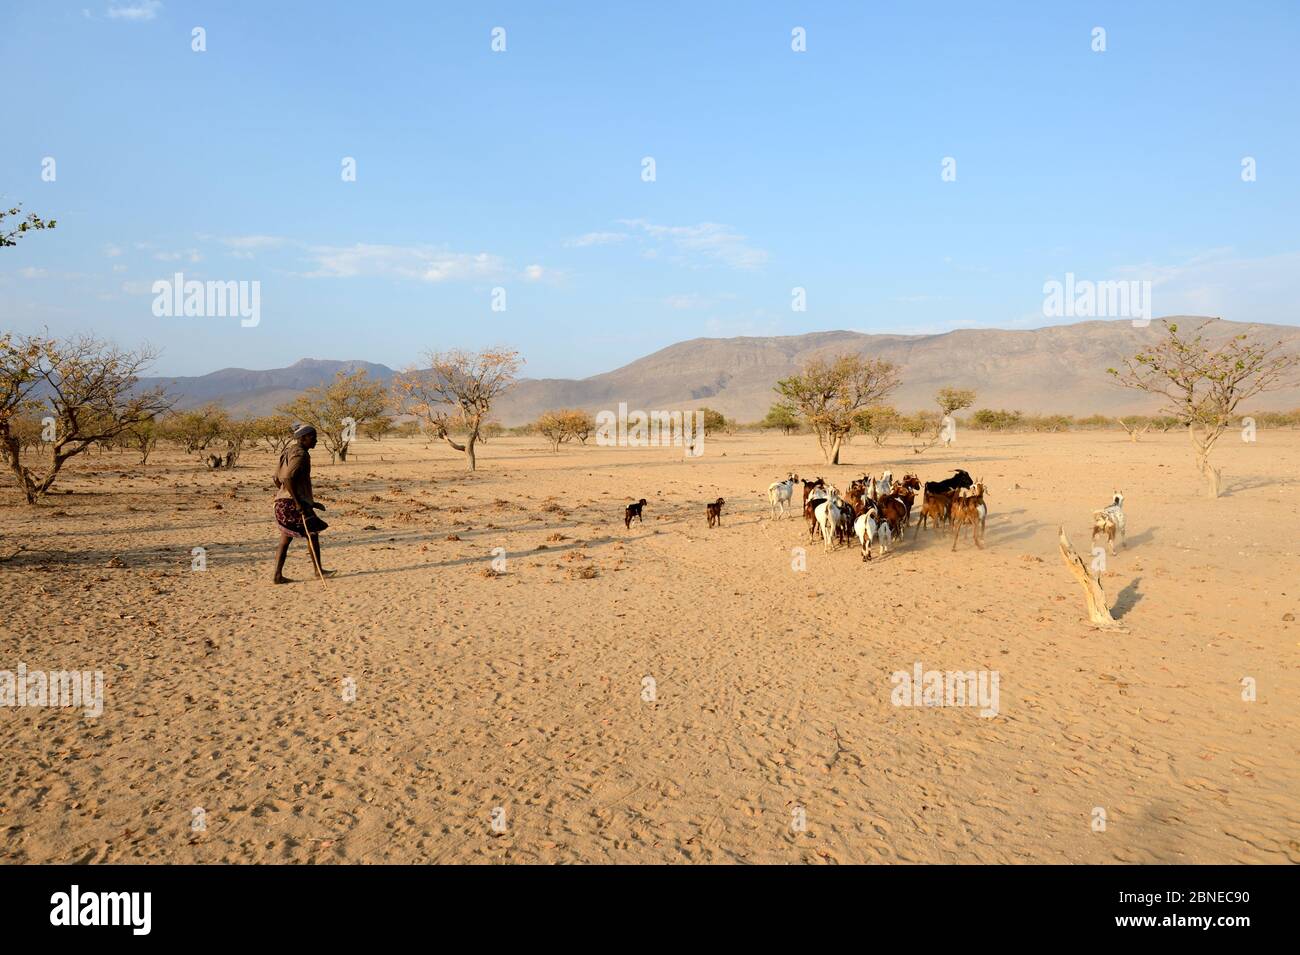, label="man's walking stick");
[291,493,327,585]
